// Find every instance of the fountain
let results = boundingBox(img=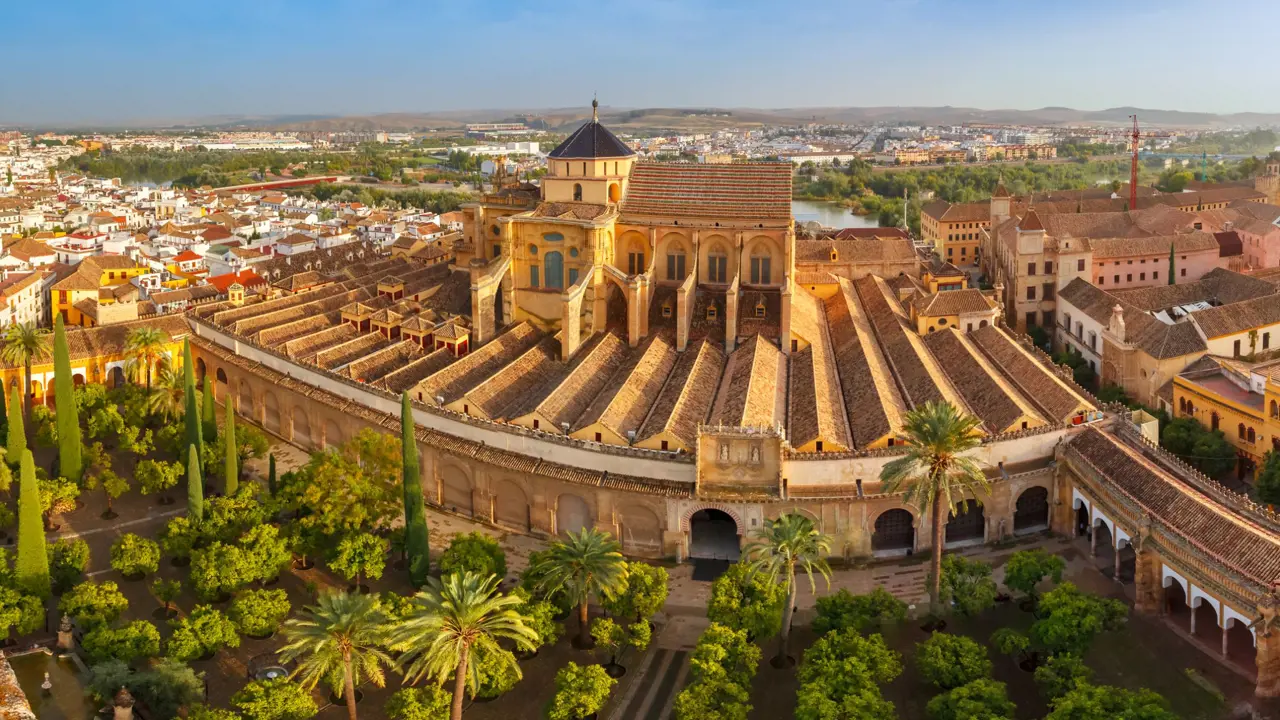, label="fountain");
[6,648,97,720]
